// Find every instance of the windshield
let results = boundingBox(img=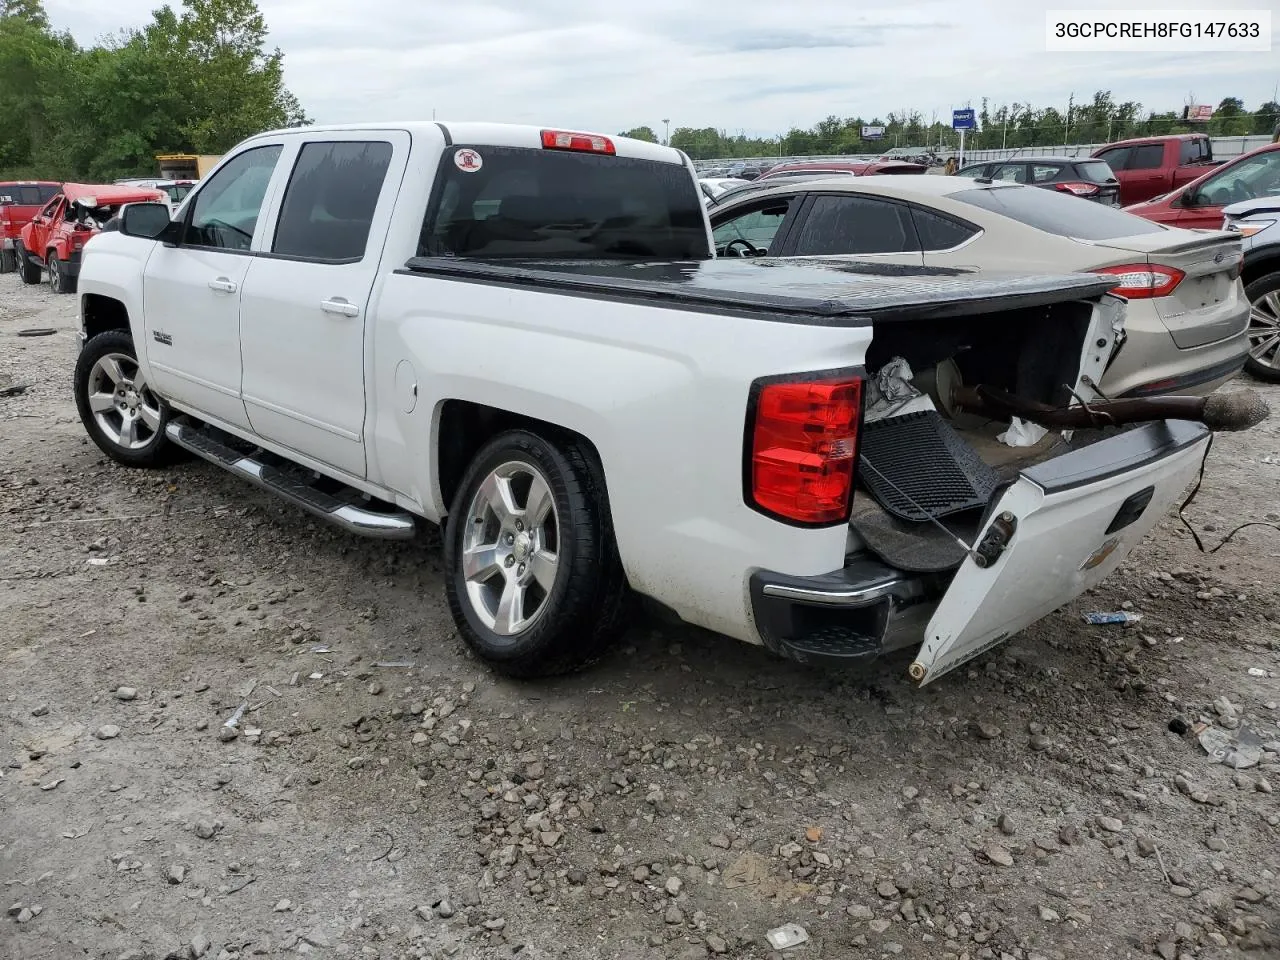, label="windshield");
[951,185,1166,239]
[1196,150,1280,205]
[422,146,709,260]
[164,184,194,202]
[0,184,59,206]
[1076,161,1116,183]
